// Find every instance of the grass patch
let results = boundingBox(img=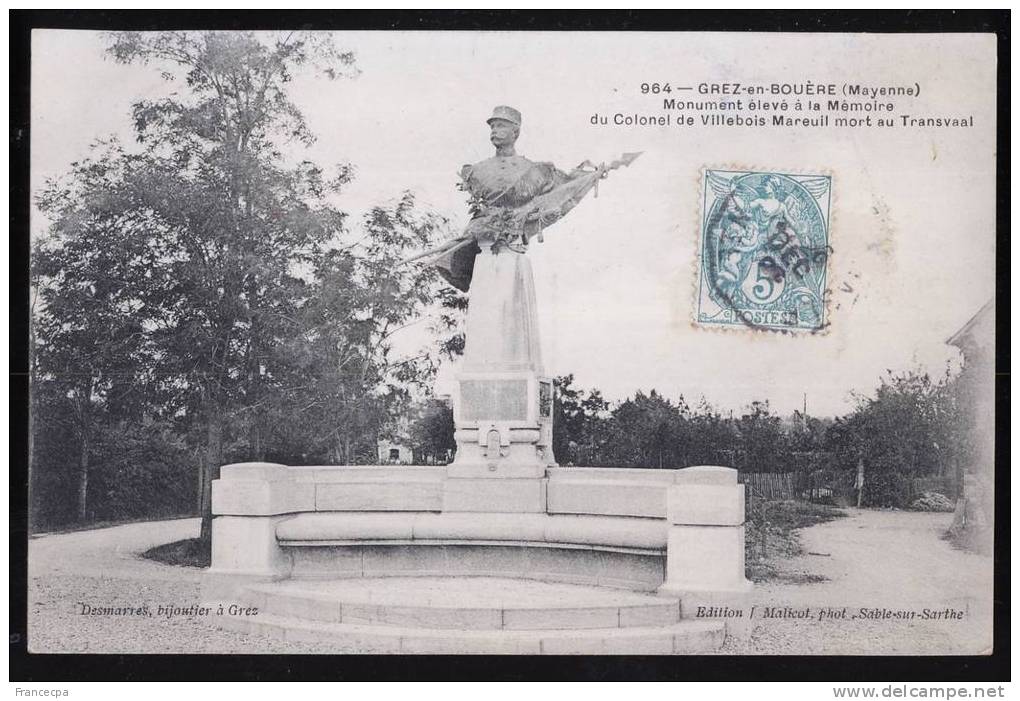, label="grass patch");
[760,500,847,530]
[747,560,830,585]
[141,537,210,568]
[745,500,846,583]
